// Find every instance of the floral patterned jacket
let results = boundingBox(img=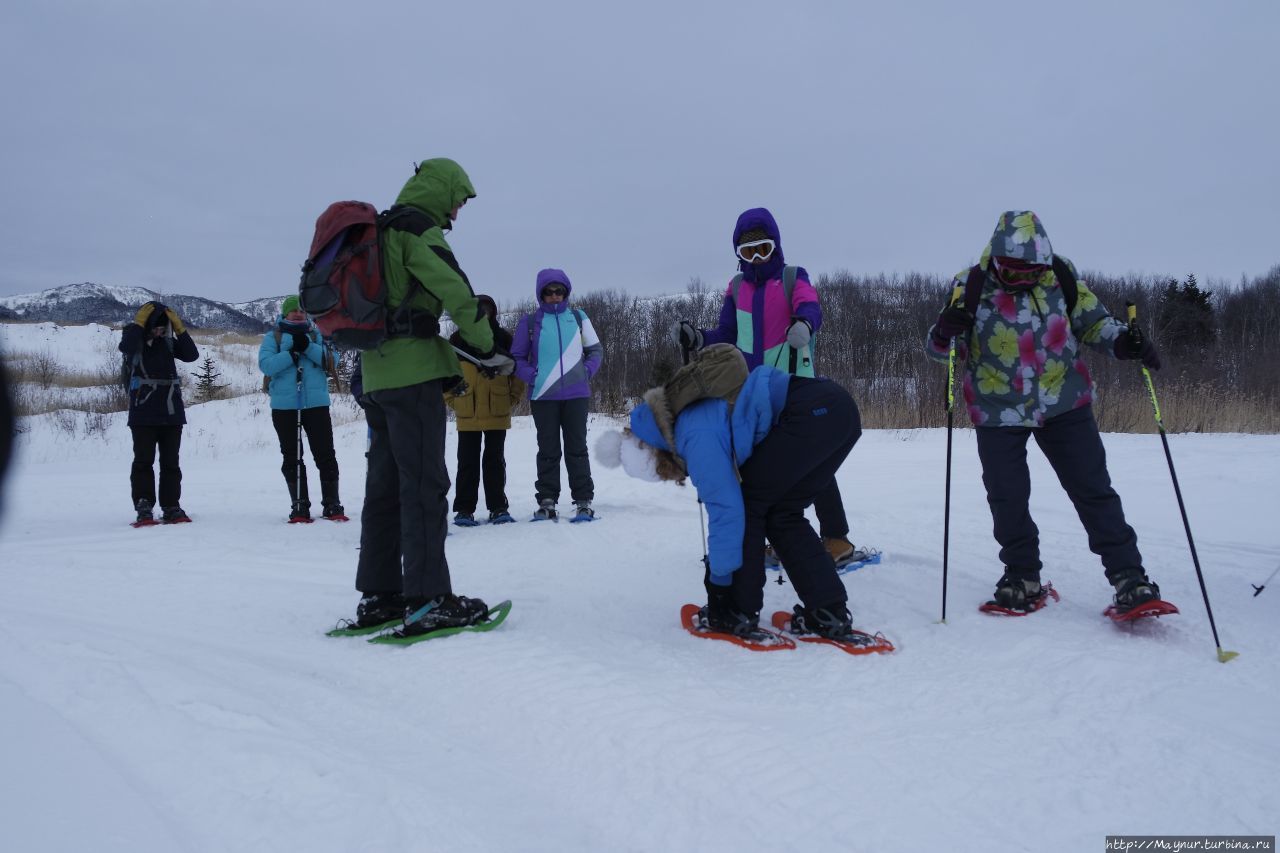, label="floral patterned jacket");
[925,256,1126,427]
